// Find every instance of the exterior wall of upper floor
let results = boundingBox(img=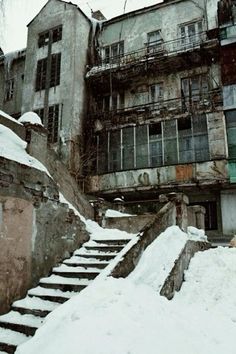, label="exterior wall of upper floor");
[94,0,219,64]
[0,52,25,118]
[22,0,91,168]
